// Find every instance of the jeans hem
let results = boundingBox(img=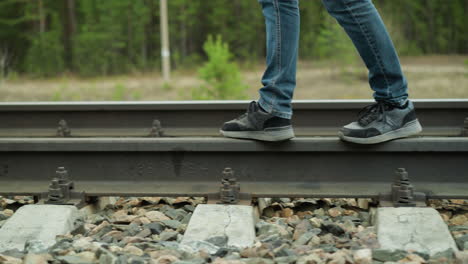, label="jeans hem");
[258,98,292,119]
[377,98,408,107]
